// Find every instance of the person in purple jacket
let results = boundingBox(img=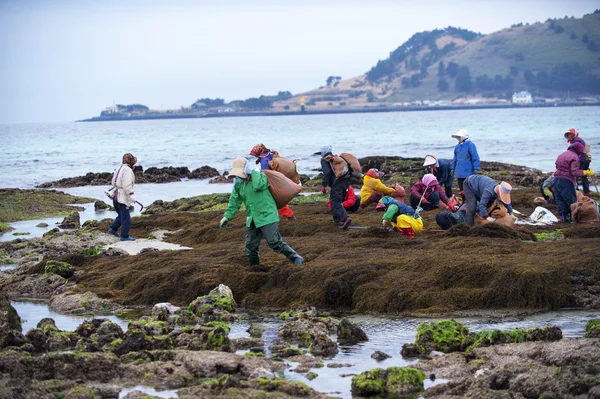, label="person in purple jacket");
[553,142,595,222]
[564,128,591,195]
